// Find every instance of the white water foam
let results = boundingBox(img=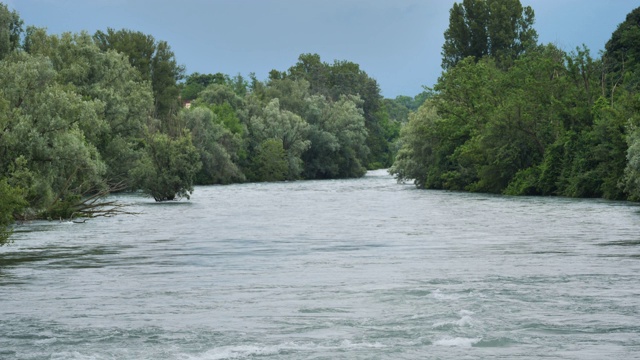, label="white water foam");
[185,340,386,360]
[51,352,104,360]
[431,289,464,301]
[433,337,482,347]
[185,344,294,360]
[433,309,476,328]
